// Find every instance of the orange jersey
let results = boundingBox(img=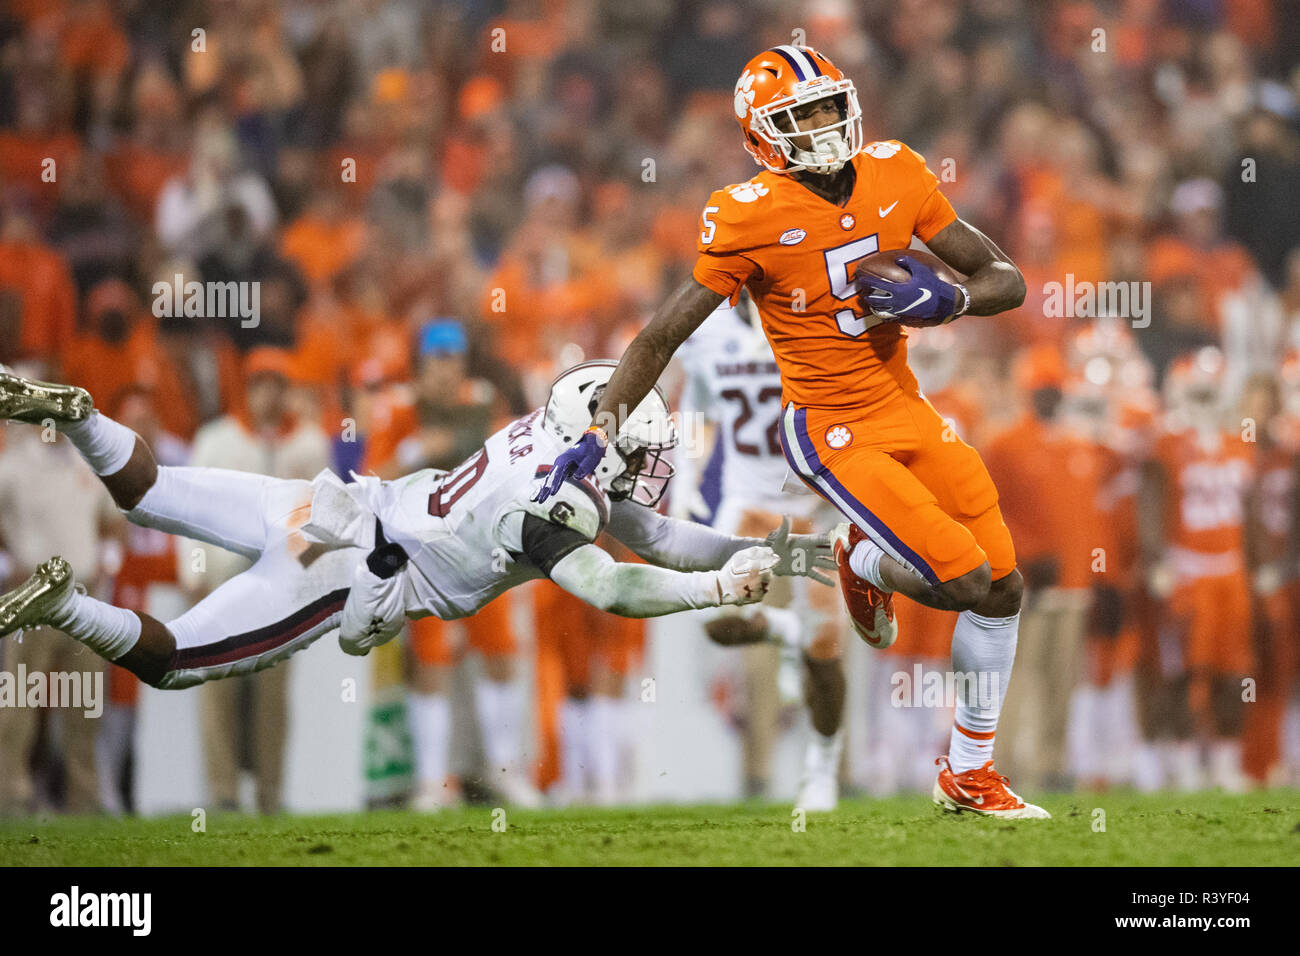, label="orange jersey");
[1154,428,1253,557]
[693,141,957,412]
